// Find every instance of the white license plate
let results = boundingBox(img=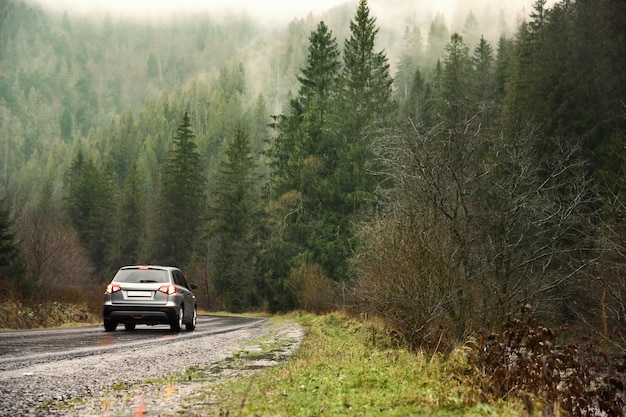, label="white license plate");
[127,290,152,297]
